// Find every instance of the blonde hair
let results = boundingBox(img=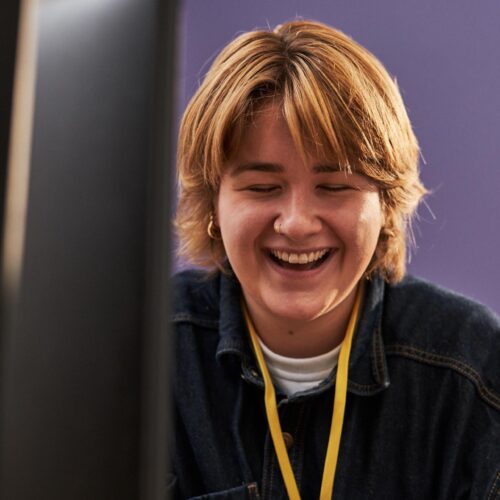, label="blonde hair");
[175,19,427,283]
